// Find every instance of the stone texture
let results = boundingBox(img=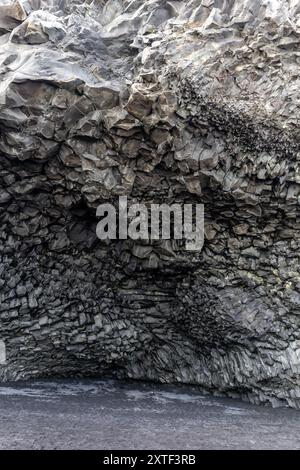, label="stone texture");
[1,0,300,408]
